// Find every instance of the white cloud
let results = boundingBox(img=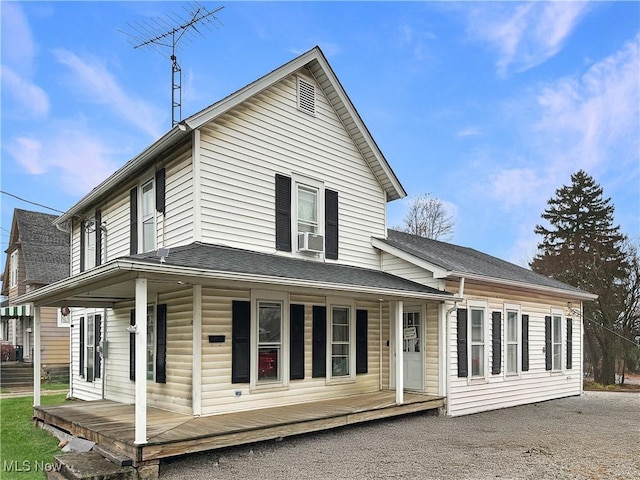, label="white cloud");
[52,49,165,139]
[5,127,119,196]
[466,3,590,76]
[456,126,483,138]
[0,2,37,74]
[0,66,49,117]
